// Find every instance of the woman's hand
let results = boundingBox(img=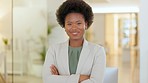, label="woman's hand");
[50,64,90,82]
[50,64,59,75]
[79,75,90,83]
